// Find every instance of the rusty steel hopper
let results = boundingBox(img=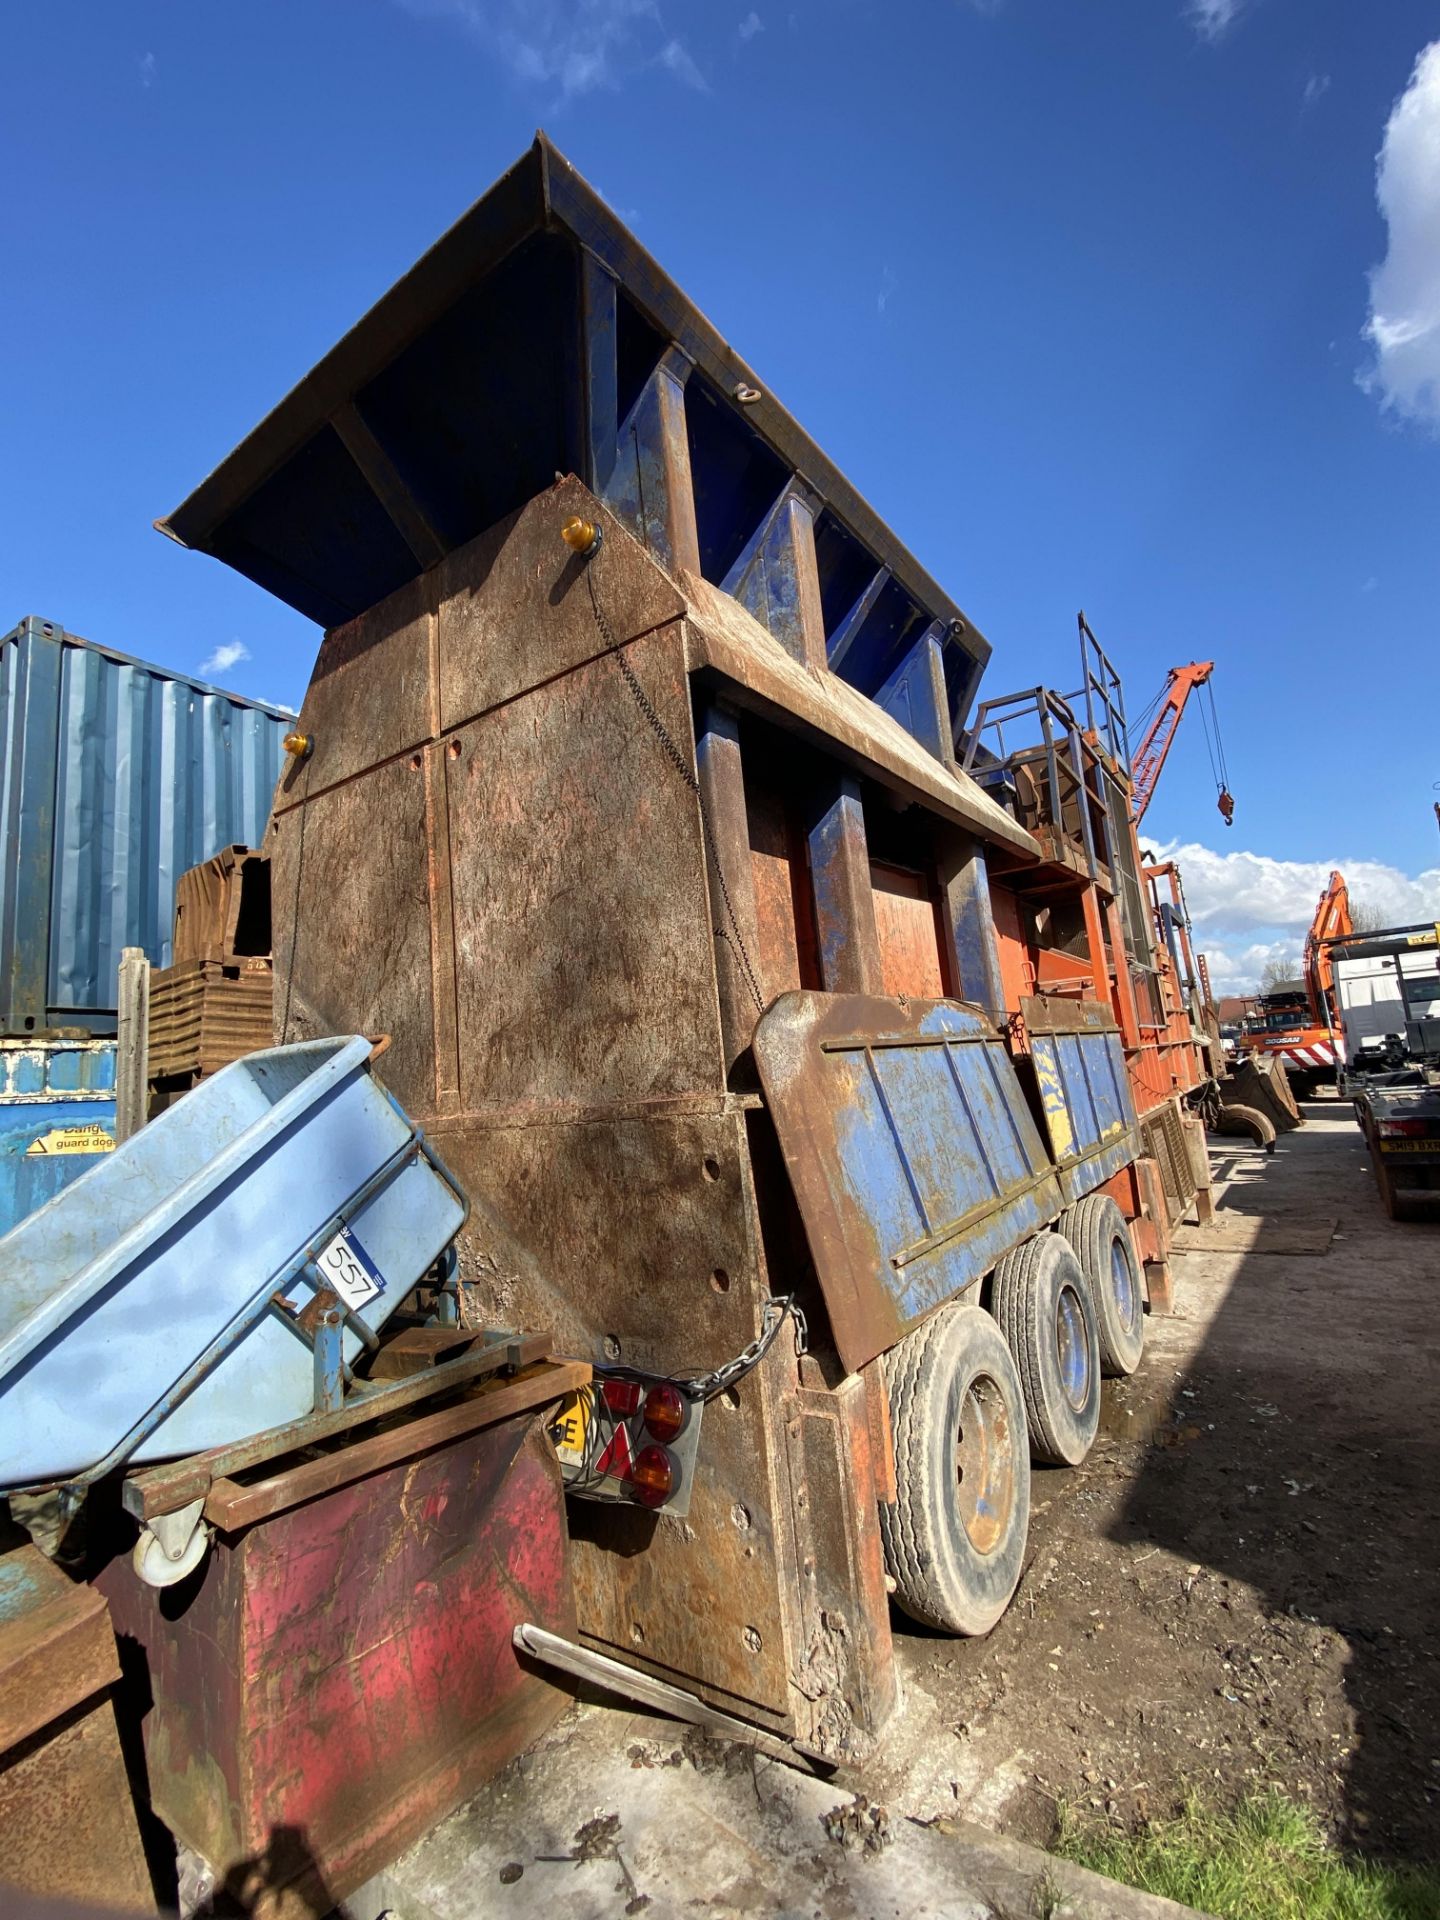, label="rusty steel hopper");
[156,139,1067,1762]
